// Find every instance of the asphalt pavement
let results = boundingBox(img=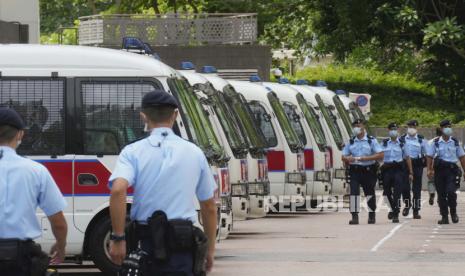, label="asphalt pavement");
[61,191,465,275]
